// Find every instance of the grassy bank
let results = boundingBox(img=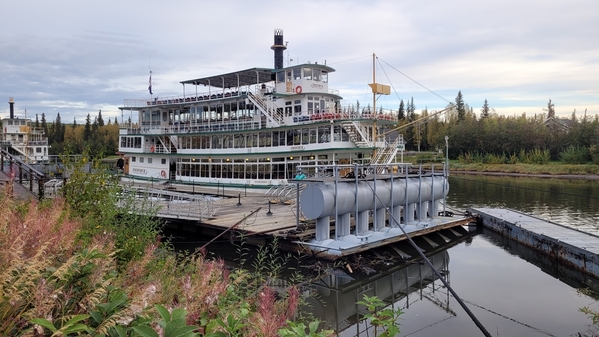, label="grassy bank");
[449,162,599,176]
